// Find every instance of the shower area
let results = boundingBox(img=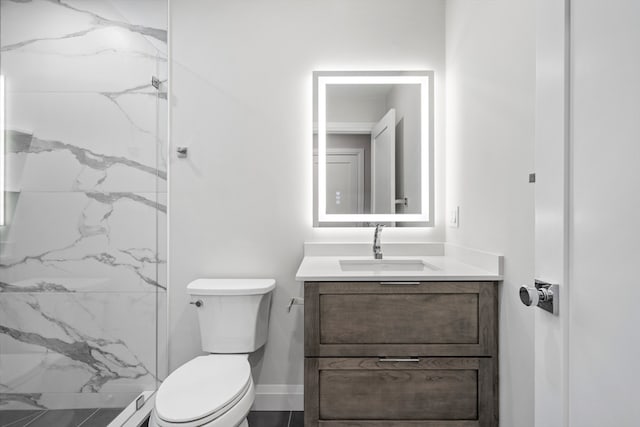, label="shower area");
[0,0,168,425]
